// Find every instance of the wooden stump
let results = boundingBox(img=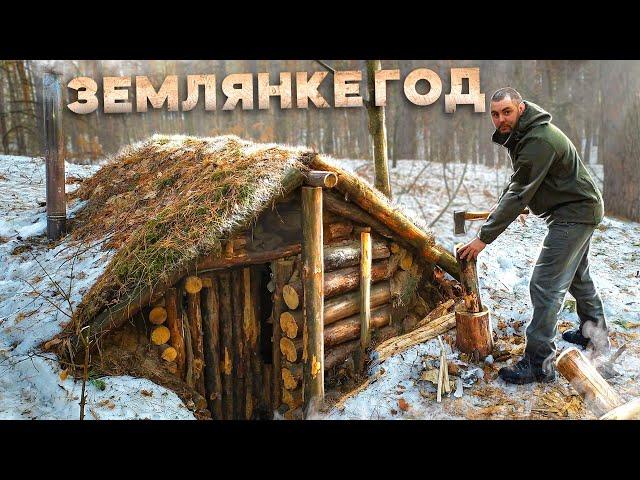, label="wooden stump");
[454,305,493,358]
[556,347,624,417]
